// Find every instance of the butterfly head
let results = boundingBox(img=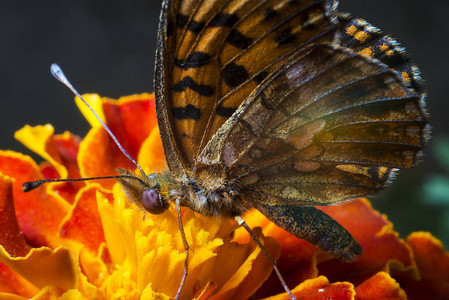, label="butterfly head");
[116,168,171,215]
